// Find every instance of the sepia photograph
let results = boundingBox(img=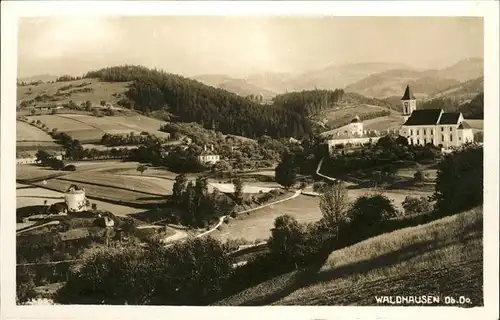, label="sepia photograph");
[1,1,499,320]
